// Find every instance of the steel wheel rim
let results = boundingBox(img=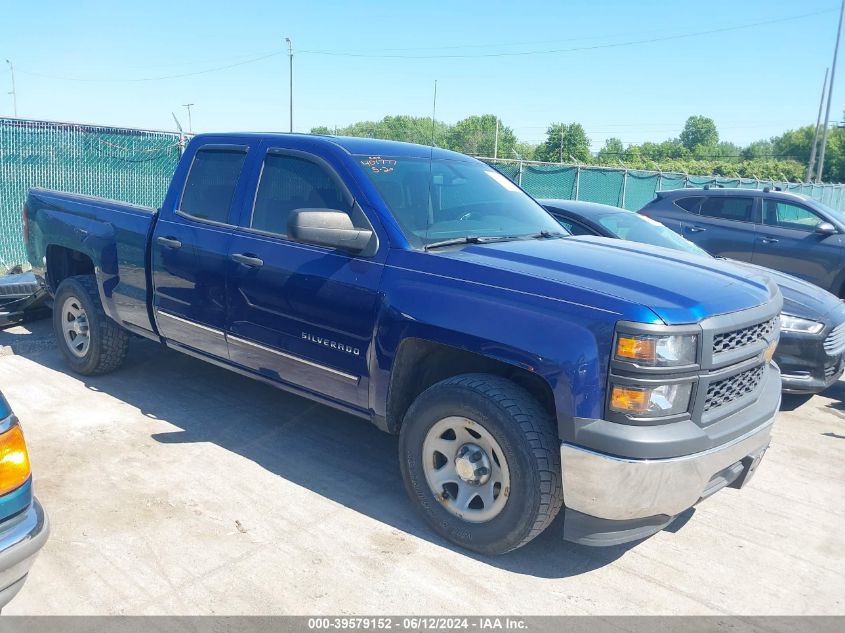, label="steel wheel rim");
[422,416,511,523]
[61,296,90,358]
